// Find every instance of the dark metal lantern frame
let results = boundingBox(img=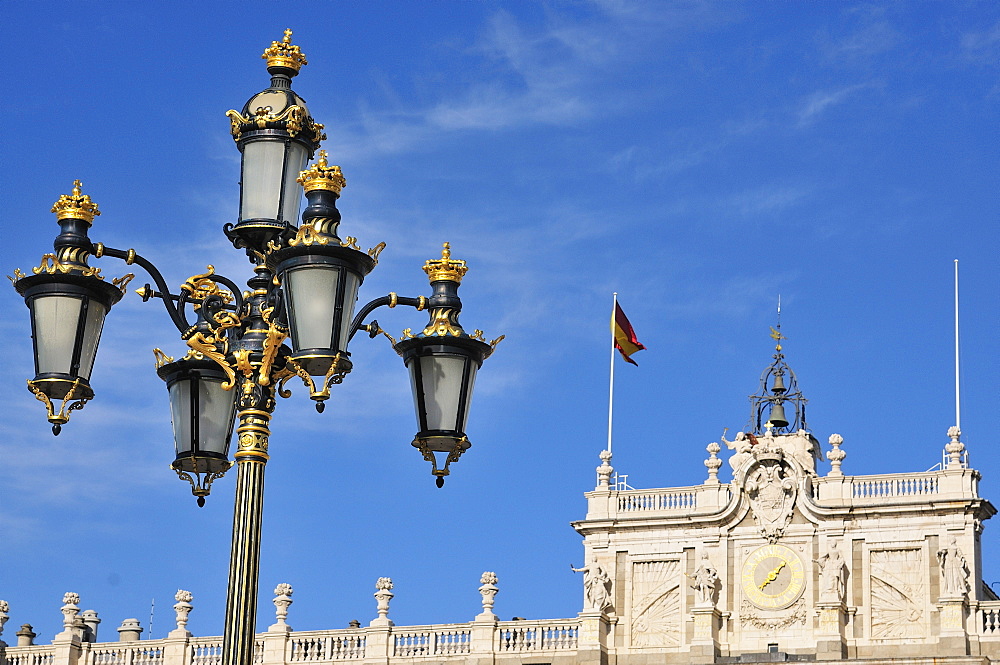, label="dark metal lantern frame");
[9,29,503,665]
